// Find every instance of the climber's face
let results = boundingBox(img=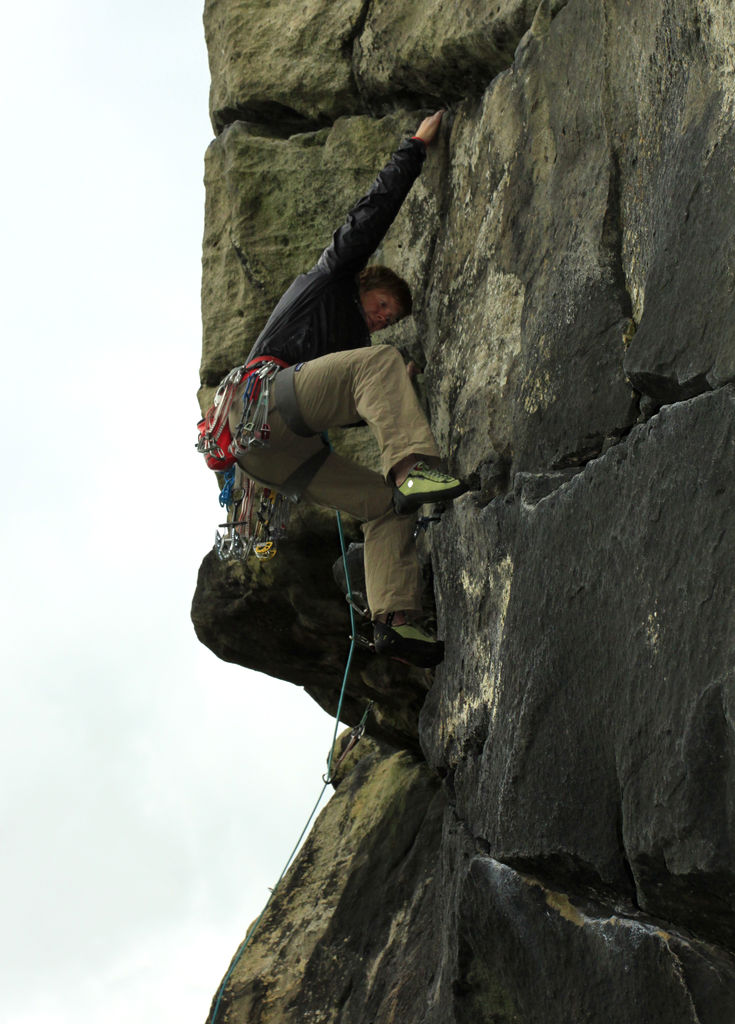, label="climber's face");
[360,289,404,333]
